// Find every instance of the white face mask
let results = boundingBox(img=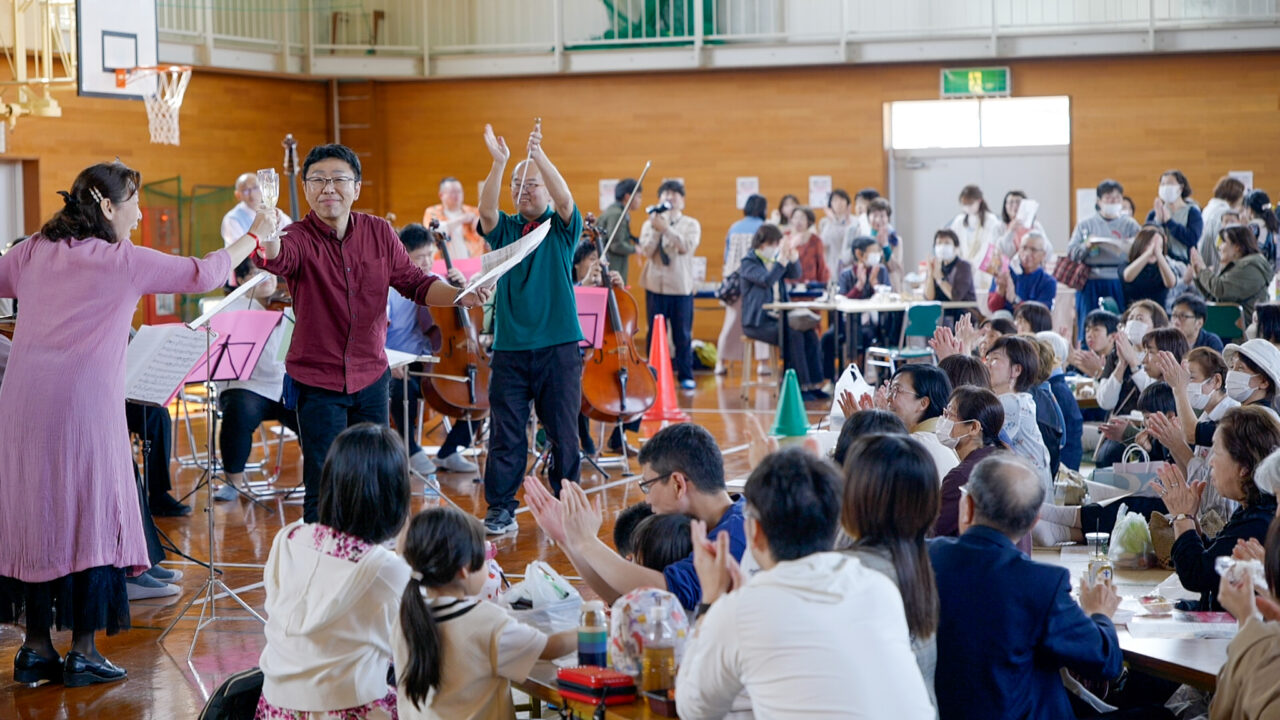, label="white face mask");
[963,202,980,217]
[1187,379,1215,410]
[1226,370,1257,402]
[935,244,957,262]
[1125,319,1151,345]
[1136,351,1148,367]
[935,417,962,449]
[1100,202,1123,218]
[864,252,883,267]
[1159,185,1182,203]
